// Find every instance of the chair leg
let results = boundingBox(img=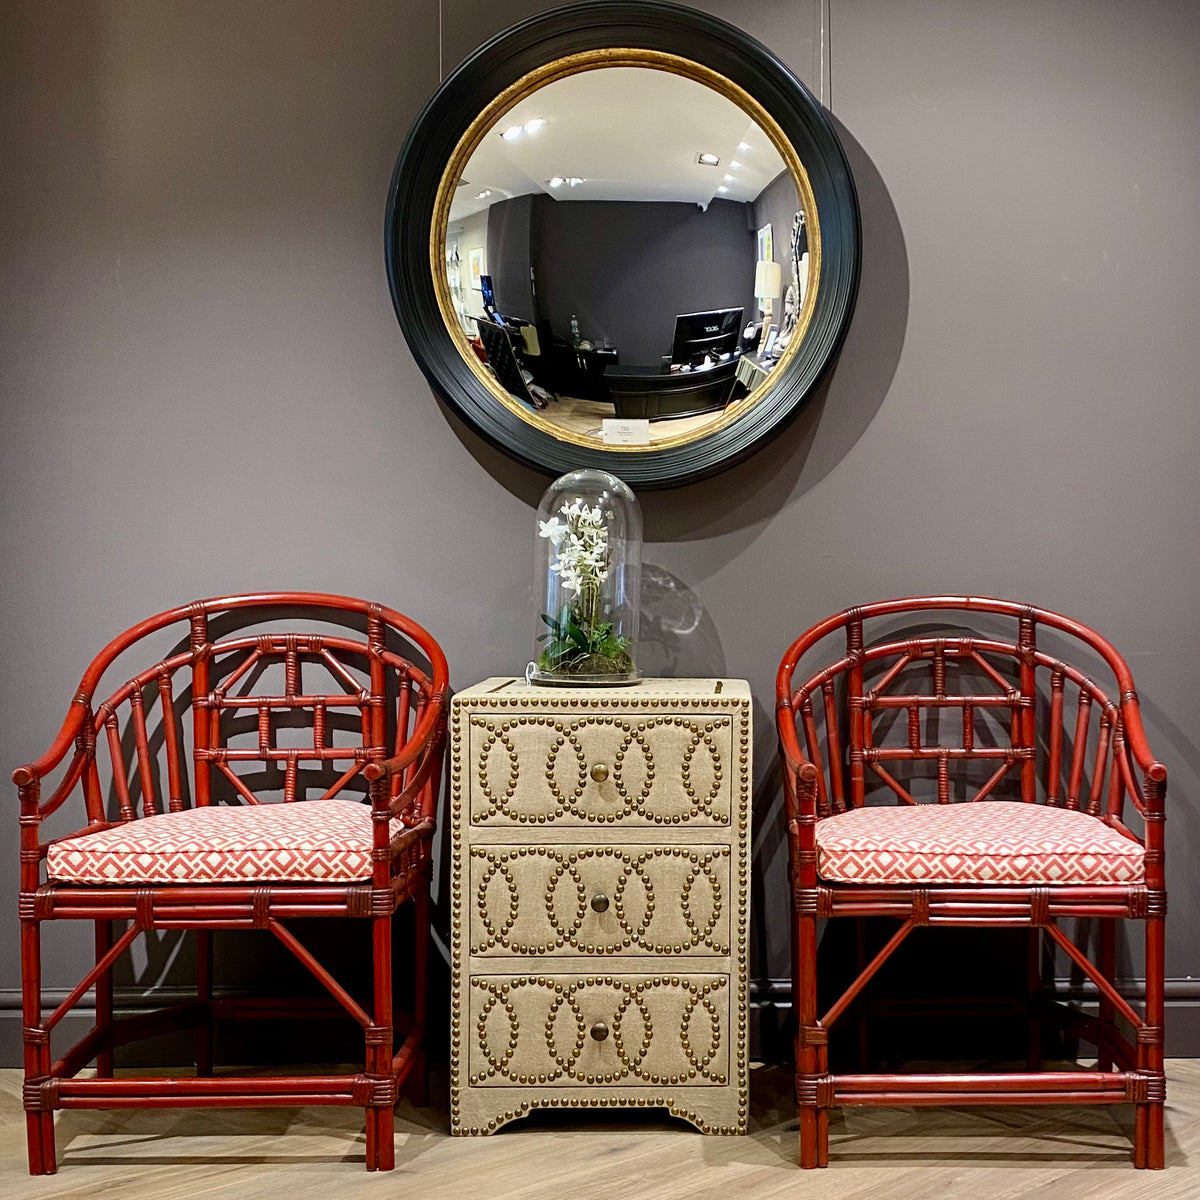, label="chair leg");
[795,910,827,1168]
[1137,914,1166,1169]
[194,930,214,1076]
[94,919,114,1077]
[366,912,395,1172]
[21,917,55,1175]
